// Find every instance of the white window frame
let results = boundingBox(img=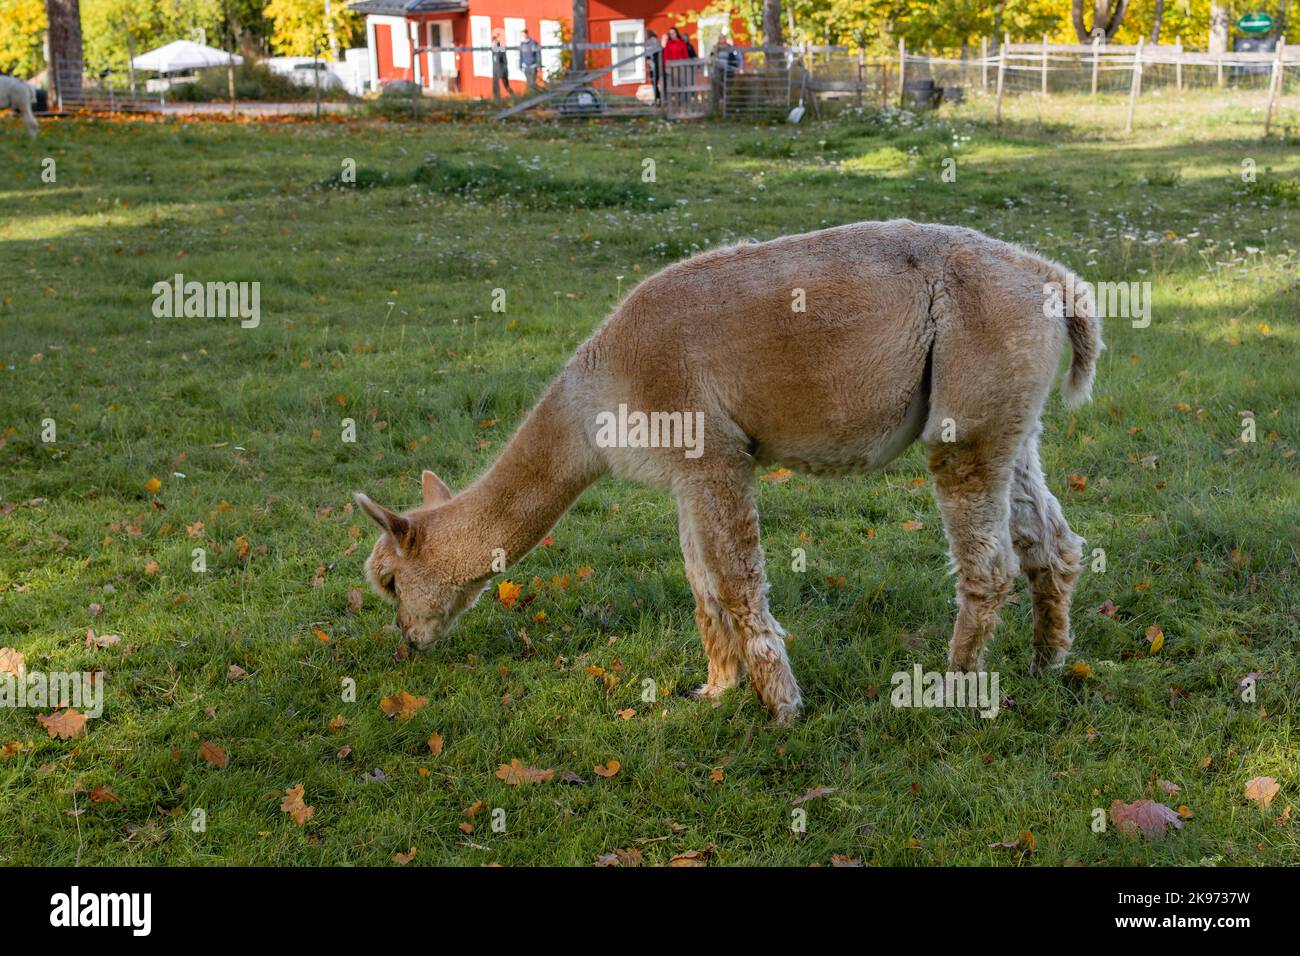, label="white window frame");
[696,14,727,58]
[539,20,563,79]
[610,19,645,85]
[503,17,526,81]
[470,15,492,78]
